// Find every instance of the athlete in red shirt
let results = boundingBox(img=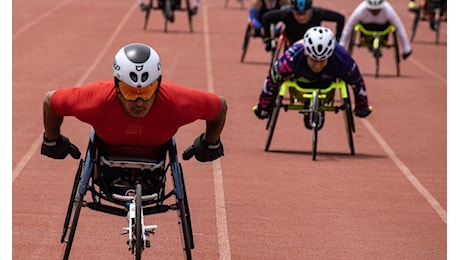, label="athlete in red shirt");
[41,43,226,162]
